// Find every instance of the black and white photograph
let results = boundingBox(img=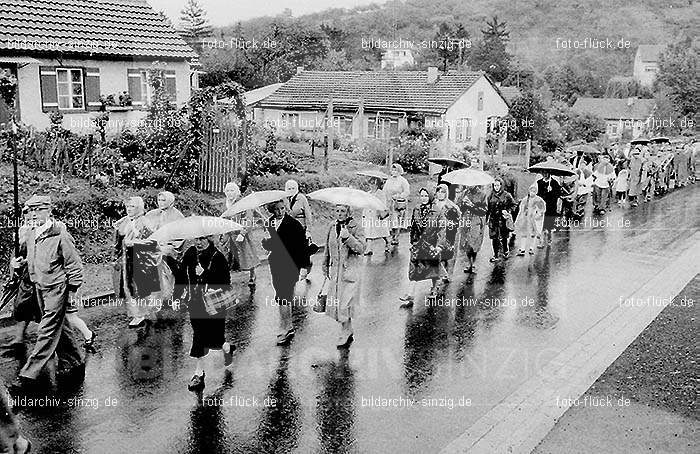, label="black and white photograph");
[0,0,698,452]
